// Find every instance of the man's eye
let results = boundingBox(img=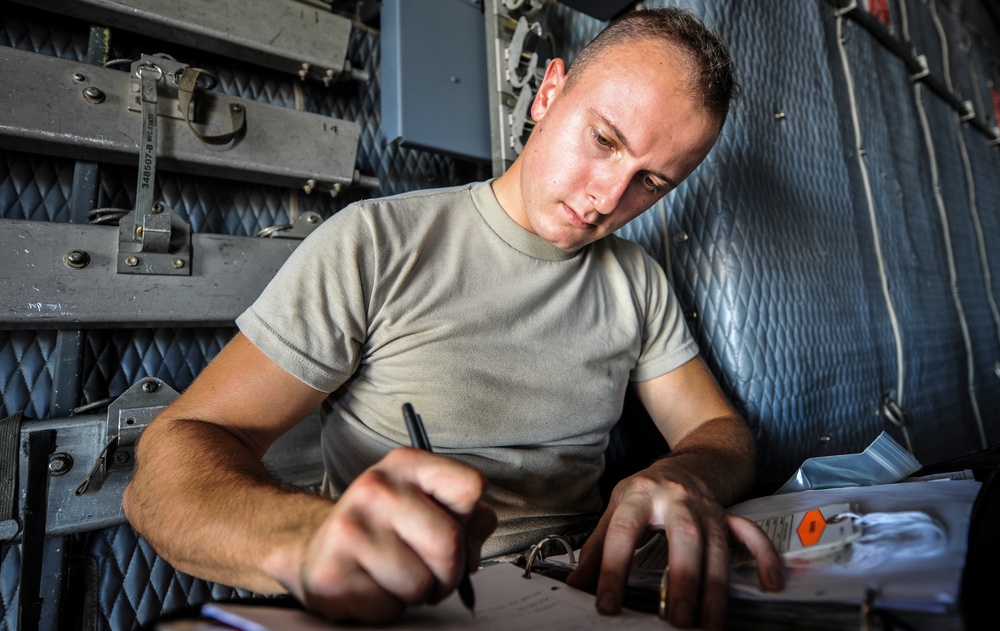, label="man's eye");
[592,130,612,147]
[643,175,663,193]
